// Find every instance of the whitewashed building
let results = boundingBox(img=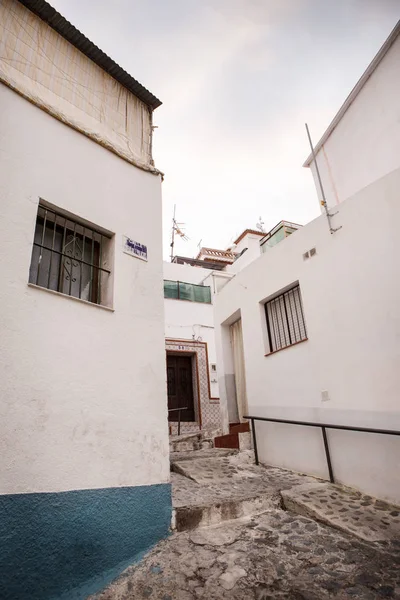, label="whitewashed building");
[0,1,170,599]
[163,260,225,436]
[214,22,400,504]
[304,20,400,210]
[163,226,299,443]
